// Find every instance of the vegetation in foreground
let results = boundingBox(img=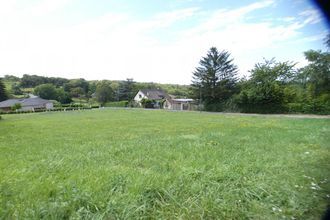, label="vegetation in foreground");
[0,109,329,219]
